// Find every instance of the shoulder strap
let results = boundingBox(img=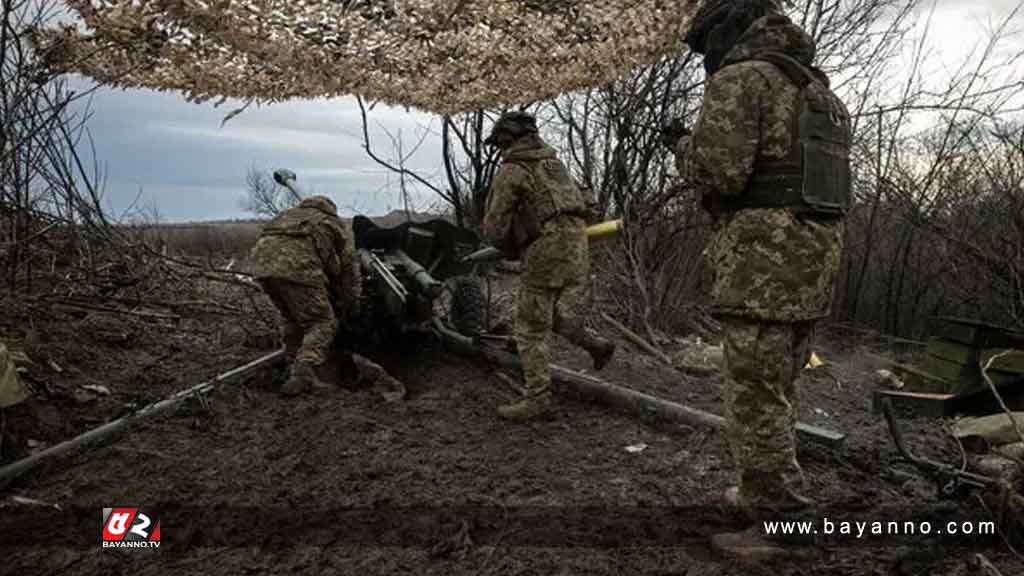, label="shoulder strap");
[748,51,819,89]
